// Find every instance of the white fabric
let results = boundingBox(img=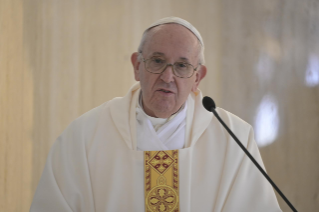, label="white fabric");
[146,17,204,48]
[137,91,181,131]
[136,95,187,151]
[31,83,282,212]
